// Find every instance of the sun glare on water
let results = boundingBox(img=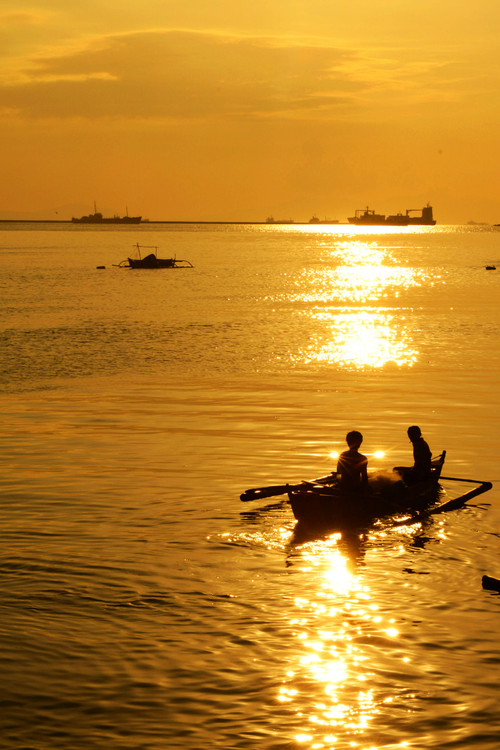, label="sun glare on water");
[284,237,439,370]
[304,308,419,369]
[279,542,406,748]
